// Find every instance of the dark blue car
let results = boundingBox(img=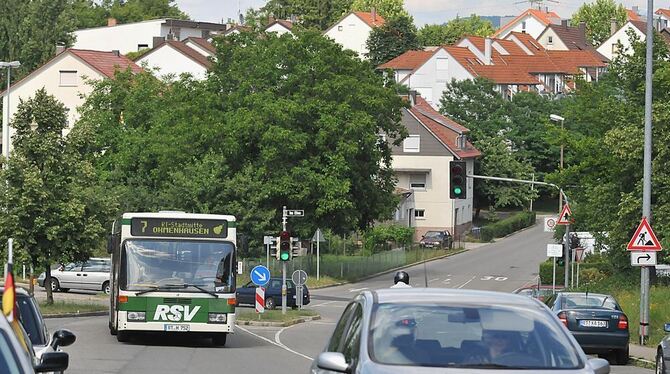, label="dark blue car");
[236,278,310,310]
